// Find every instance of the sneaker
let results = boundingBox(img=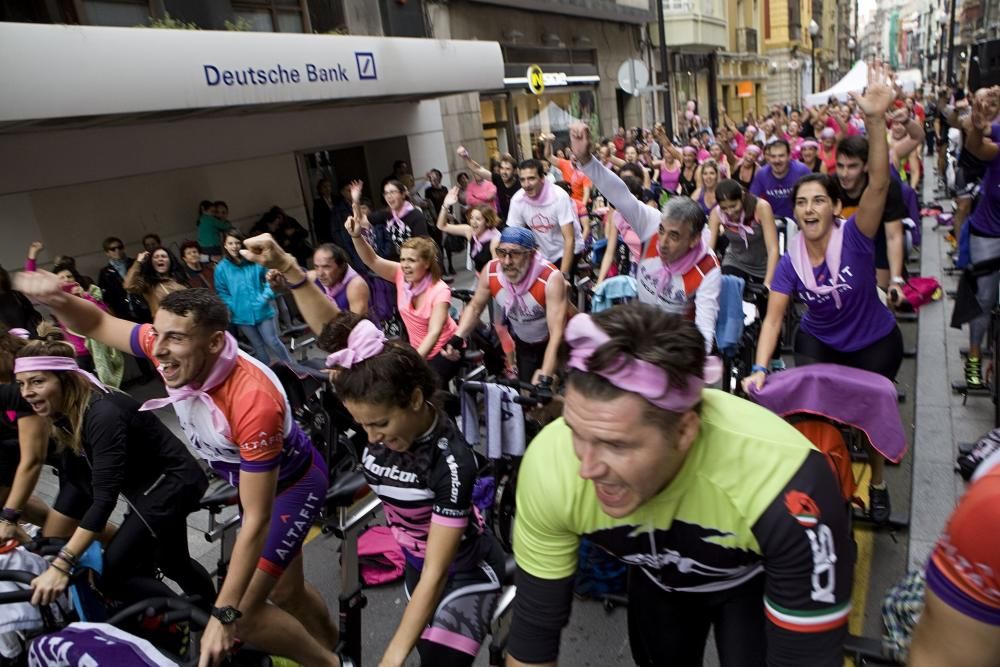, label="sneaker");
[957,429,1000,480]
[868,484,891,525]
[966,356,984,389]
